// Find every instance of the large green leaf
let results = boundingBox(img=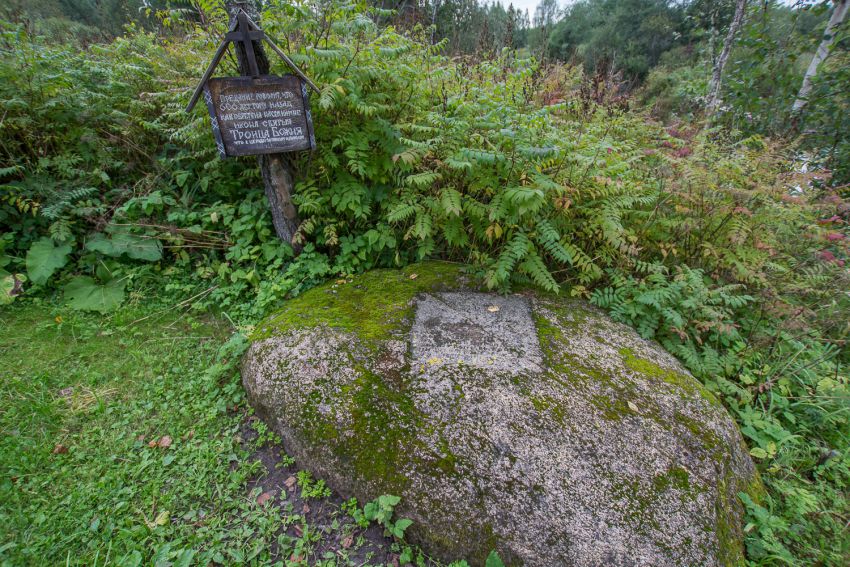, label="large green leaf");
[26,238,72,285]
[64,276,126,312]
[86,232,162,261]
